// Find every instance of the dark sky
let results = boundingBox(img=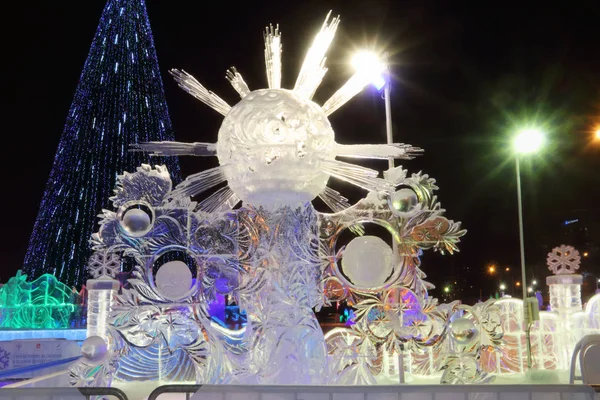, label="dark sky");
[5,0,600,299]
